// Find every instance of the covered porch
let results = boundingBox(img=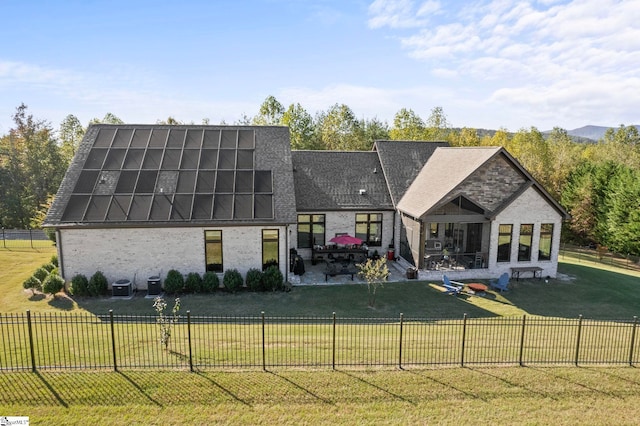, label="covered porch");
[398,195,492,274]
